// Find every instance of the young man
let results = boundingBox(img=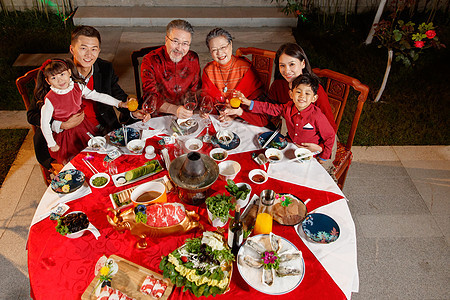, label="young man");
[27,25,148,169]
[141,19,201,119]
